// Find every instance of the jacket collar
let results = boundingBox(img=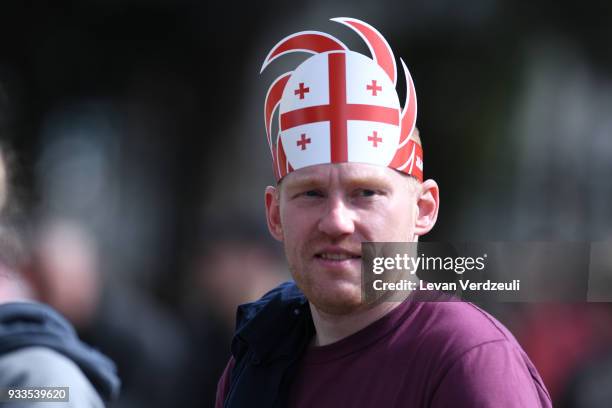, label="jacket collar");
[231,281,313,364]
